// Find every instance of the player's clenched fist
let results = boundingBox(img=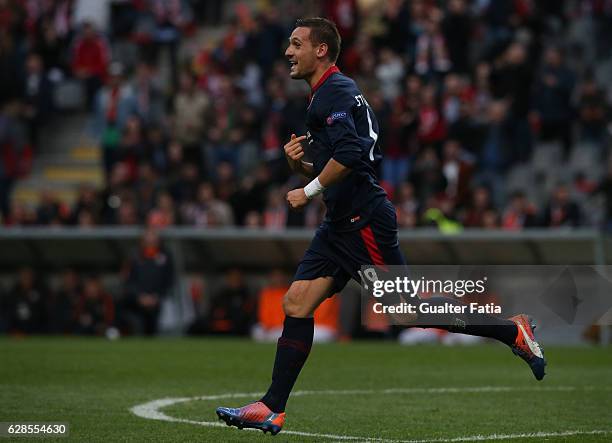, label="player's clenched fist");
[284,133,306,161]
[286,188,309,210]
